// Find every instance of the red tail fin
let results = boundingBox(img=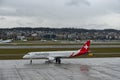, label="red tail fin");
[80,40,90,54]
[70,40,91,57]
